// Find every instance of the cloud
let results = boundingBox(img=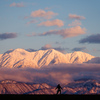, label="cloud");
[26,19,37,25]
[26,49,37,52]
[72,47,86,51]
[38,19,64,27]
[53,47,68,53]
[31,9,58,19]
[0,33,17,40]
[79,34,100,44]
[24,44,68,53]
[86,57,100,64]
[69,14,85,20]
[45,7,51,10]
[68,20,82,26]
[54,41,65,45]
[41,44,52,50]
[9,2,25,7]
[40,44,68,53]
[0,64,100,86]
[26,32,36,37]
[24,16,29,19]
[39,26,86,38]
